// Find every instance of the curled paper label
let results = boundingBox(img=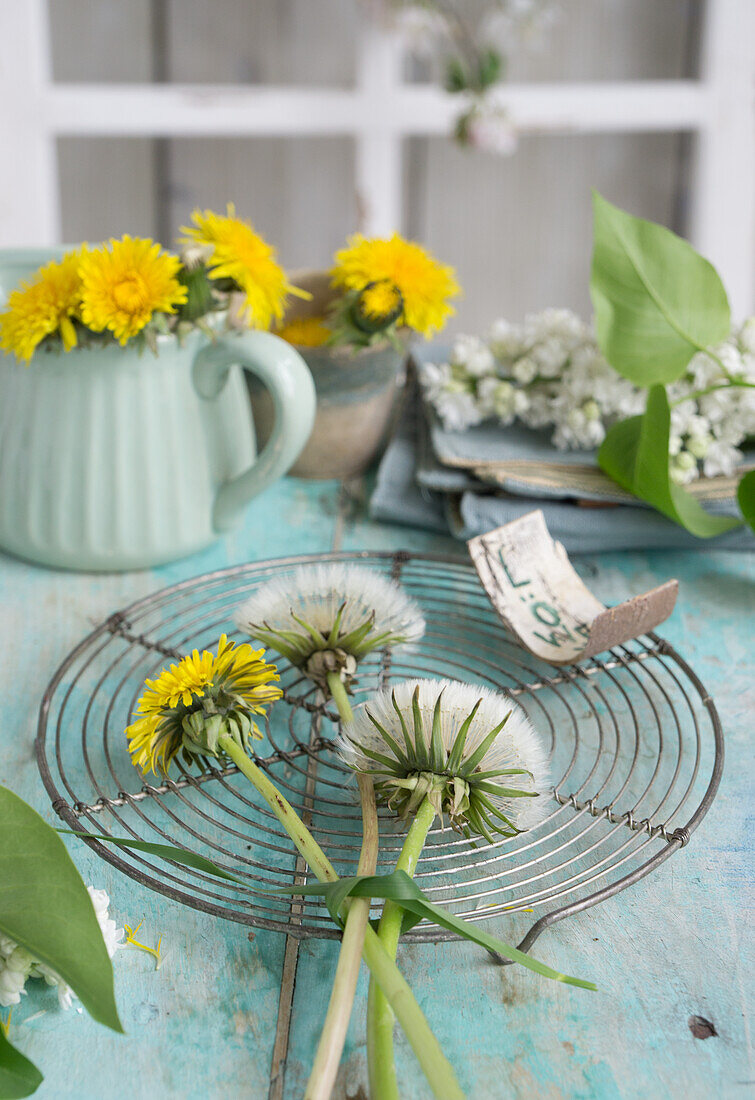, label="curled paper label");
[467,510,678,666]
